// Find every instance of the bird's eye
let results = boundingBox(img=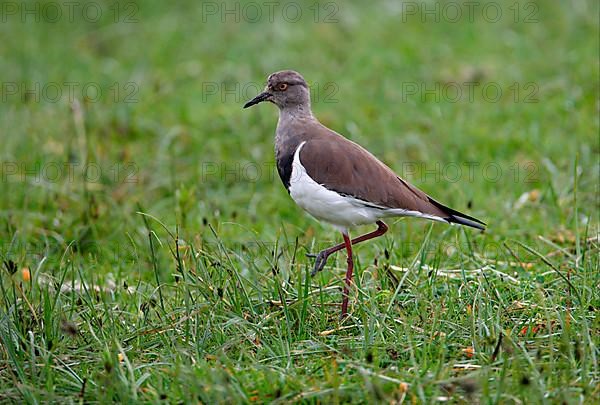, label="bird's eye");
[278,83,288,91]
